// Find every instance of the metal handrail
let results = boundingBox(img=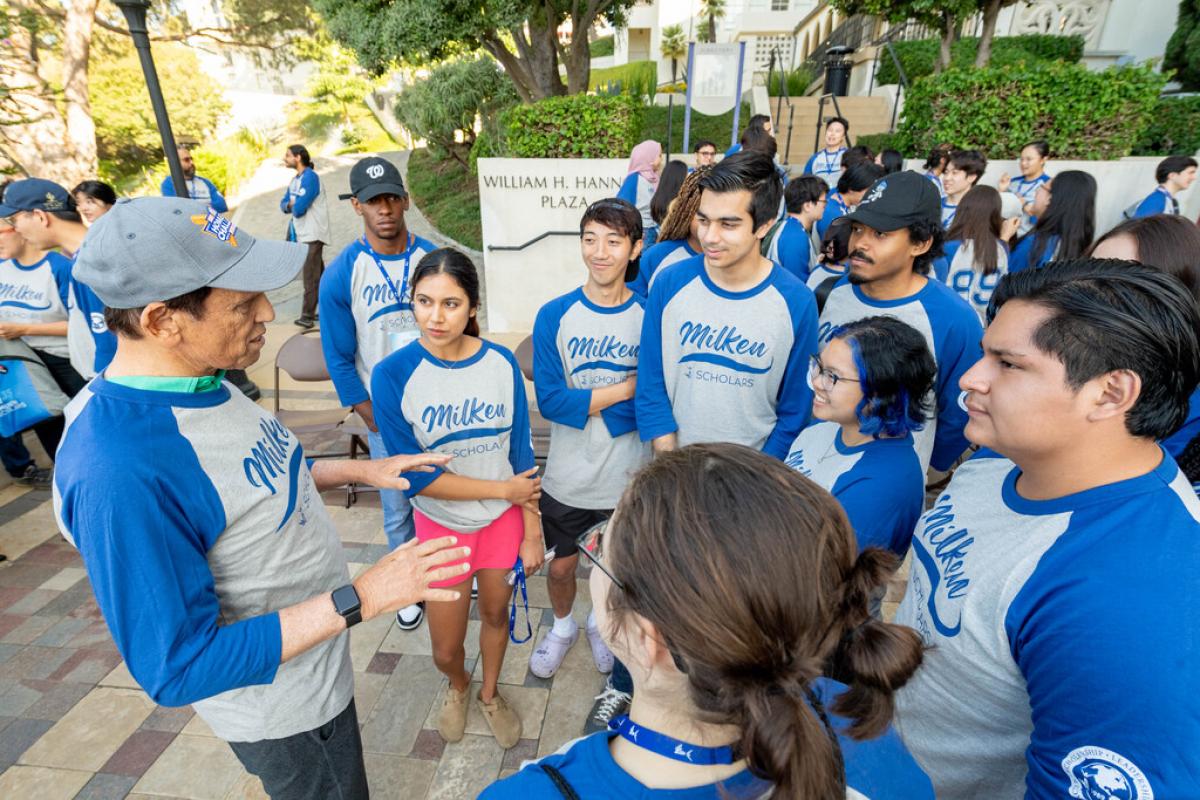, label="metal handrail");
[487,230,578,252]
